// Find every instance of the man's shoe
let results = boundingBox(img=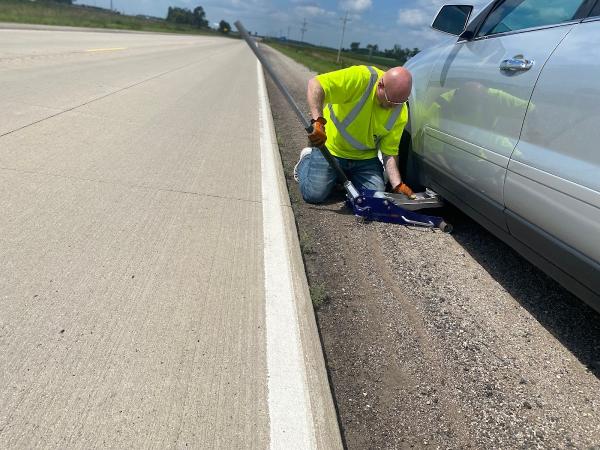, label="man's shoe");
[293,147,312,182]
